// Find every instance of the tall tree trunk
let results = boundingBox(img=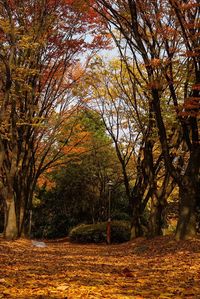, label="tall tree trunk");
[4,192,18,239]
[130,183,150,239]
[148,196,163,238]
[130,182,144,239]
[175,143,200,240]
[21,205,33,238]
[17,185,33,238]
[175,176,197,240]
[131,208,142,239]
[148,174,176,237]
